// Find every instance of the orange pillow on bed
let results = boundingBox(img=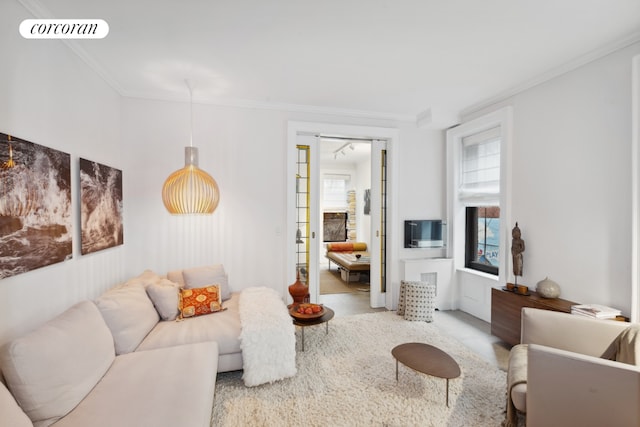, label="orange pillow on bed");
[326,242,367,252]
[327,242,354,252]
[178,285,222,319]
